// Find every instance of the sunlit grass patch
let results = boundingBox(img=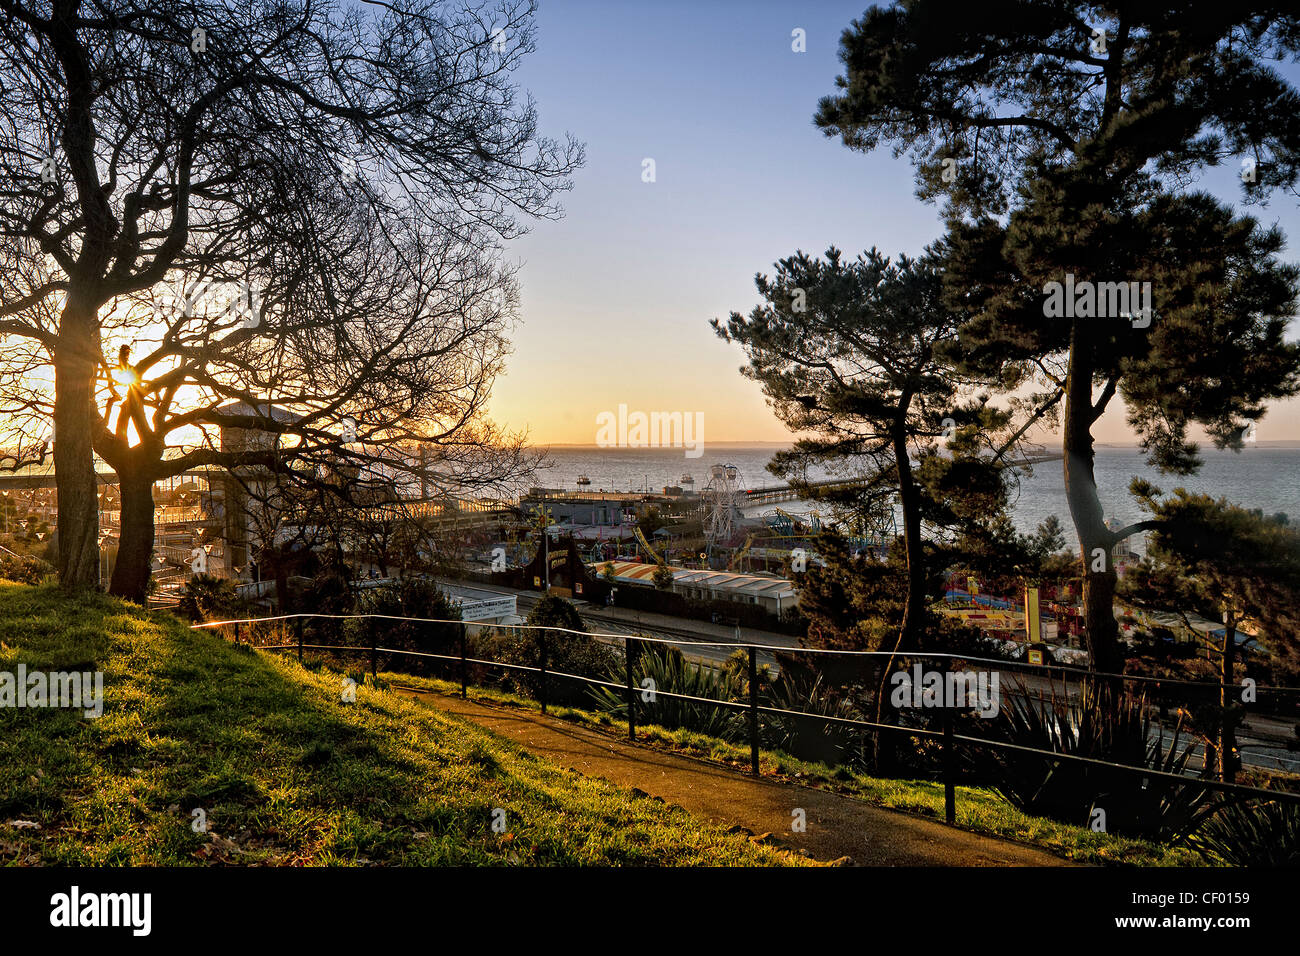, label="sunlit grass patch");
[0,583,797,866]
